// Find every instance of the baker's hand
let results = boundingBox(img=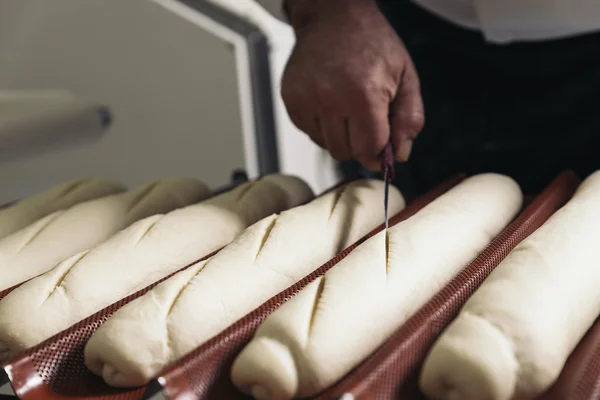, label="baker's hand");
[282,0,424,170]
